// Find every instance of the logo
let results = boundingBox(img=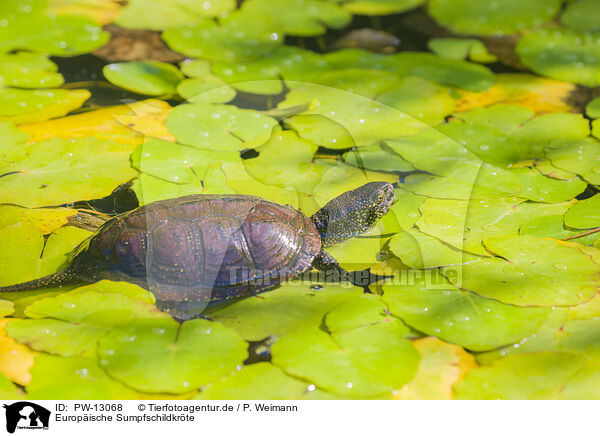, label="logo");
[3,402,50,434]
